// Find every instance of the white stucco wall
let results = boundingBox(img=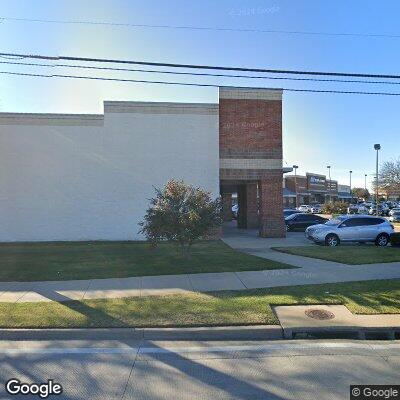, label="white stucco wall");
[0,102,219,241]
